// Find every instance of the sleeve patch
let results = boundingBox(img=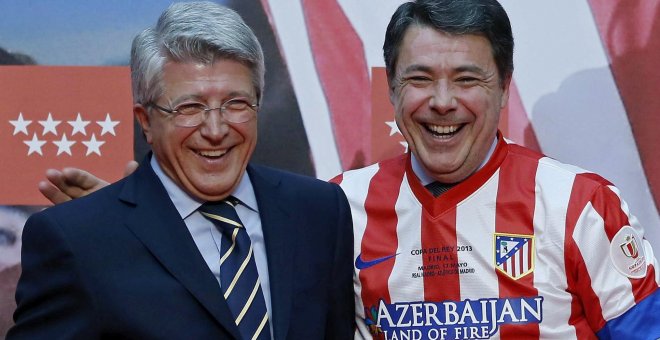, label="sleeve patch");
[609,226,647,279]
